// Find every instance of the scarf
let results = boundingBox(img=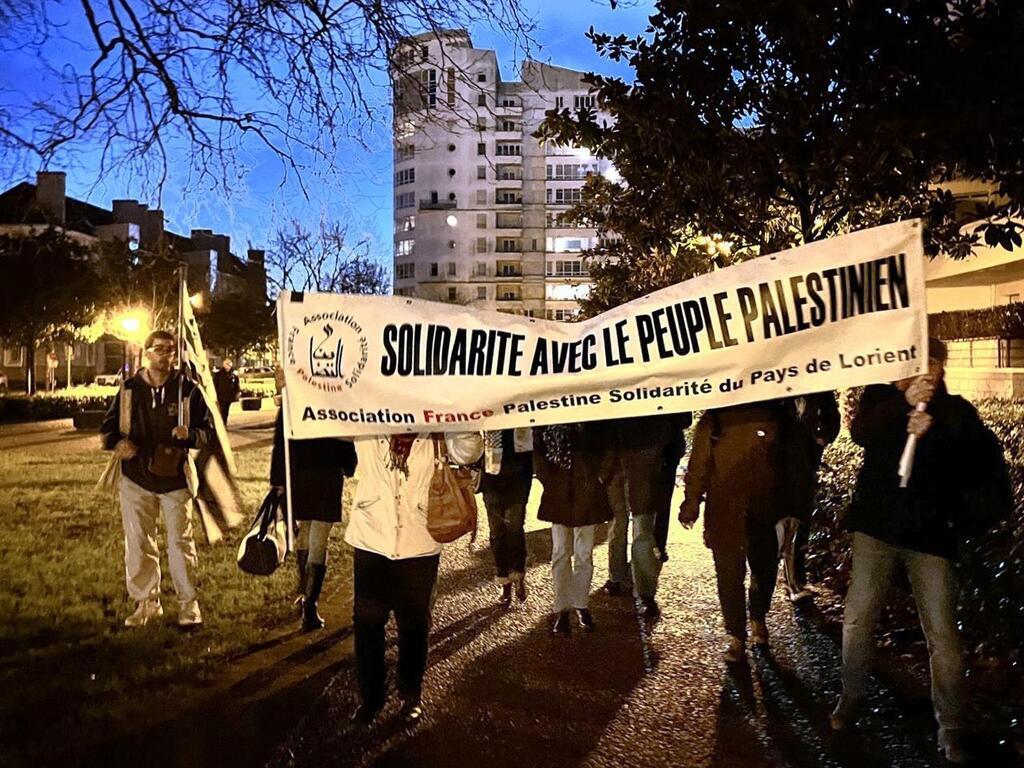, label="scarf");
[542,425,575,471]
[387,434,417,477]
